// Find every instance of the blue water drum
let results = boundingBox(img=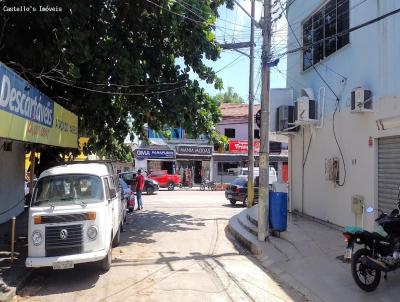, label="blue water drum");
[269,191,288,232]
